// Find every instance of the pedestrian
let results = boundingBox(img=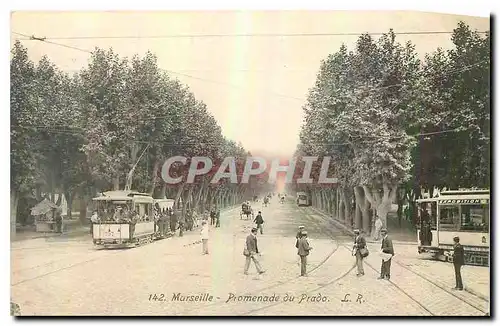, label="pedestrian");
[170,210,178,236]
[254,211,264,234]
[215,209,221,228]
[200,221,209,255]
[296,226,305,265]
[210,209,216,226]
[54,212,63,233]
[353,229,367,276]
[452,236,465,290]
[379,228,394,280]
[374,218,383,241]
[178,213,186,237]
[244,227,265,275]
[90,211,99,236]
[297,231,312,277]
